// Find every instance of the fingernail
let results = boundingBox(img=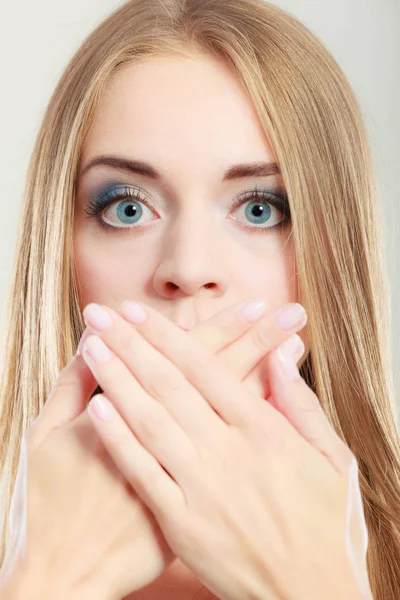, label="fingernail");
[83,335,113,362]
[277,334,304,380]
[120,301,147,324]
[88,394,113,422]
[76,328,92,356]
[293,342,306,362]
[275,303,307,331]
[83,303,113,331]
[241,299,268,322]
[282,334,304,358]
